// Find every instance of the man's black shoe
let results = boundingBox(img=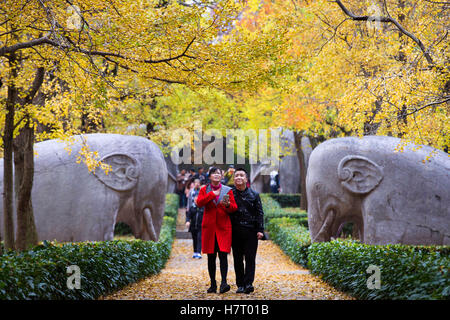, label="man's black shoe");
[219,283,231,294]
[244,285,254,294]
[236,286,245,293]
